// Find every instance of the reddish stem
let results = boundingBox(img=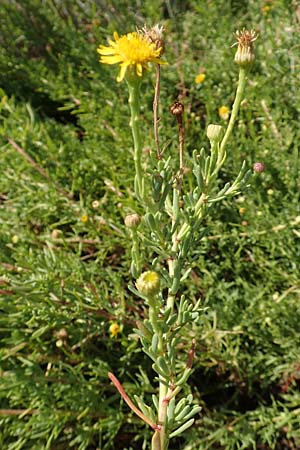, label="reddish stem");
[108,372,161,431]
[186,339,196,369]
